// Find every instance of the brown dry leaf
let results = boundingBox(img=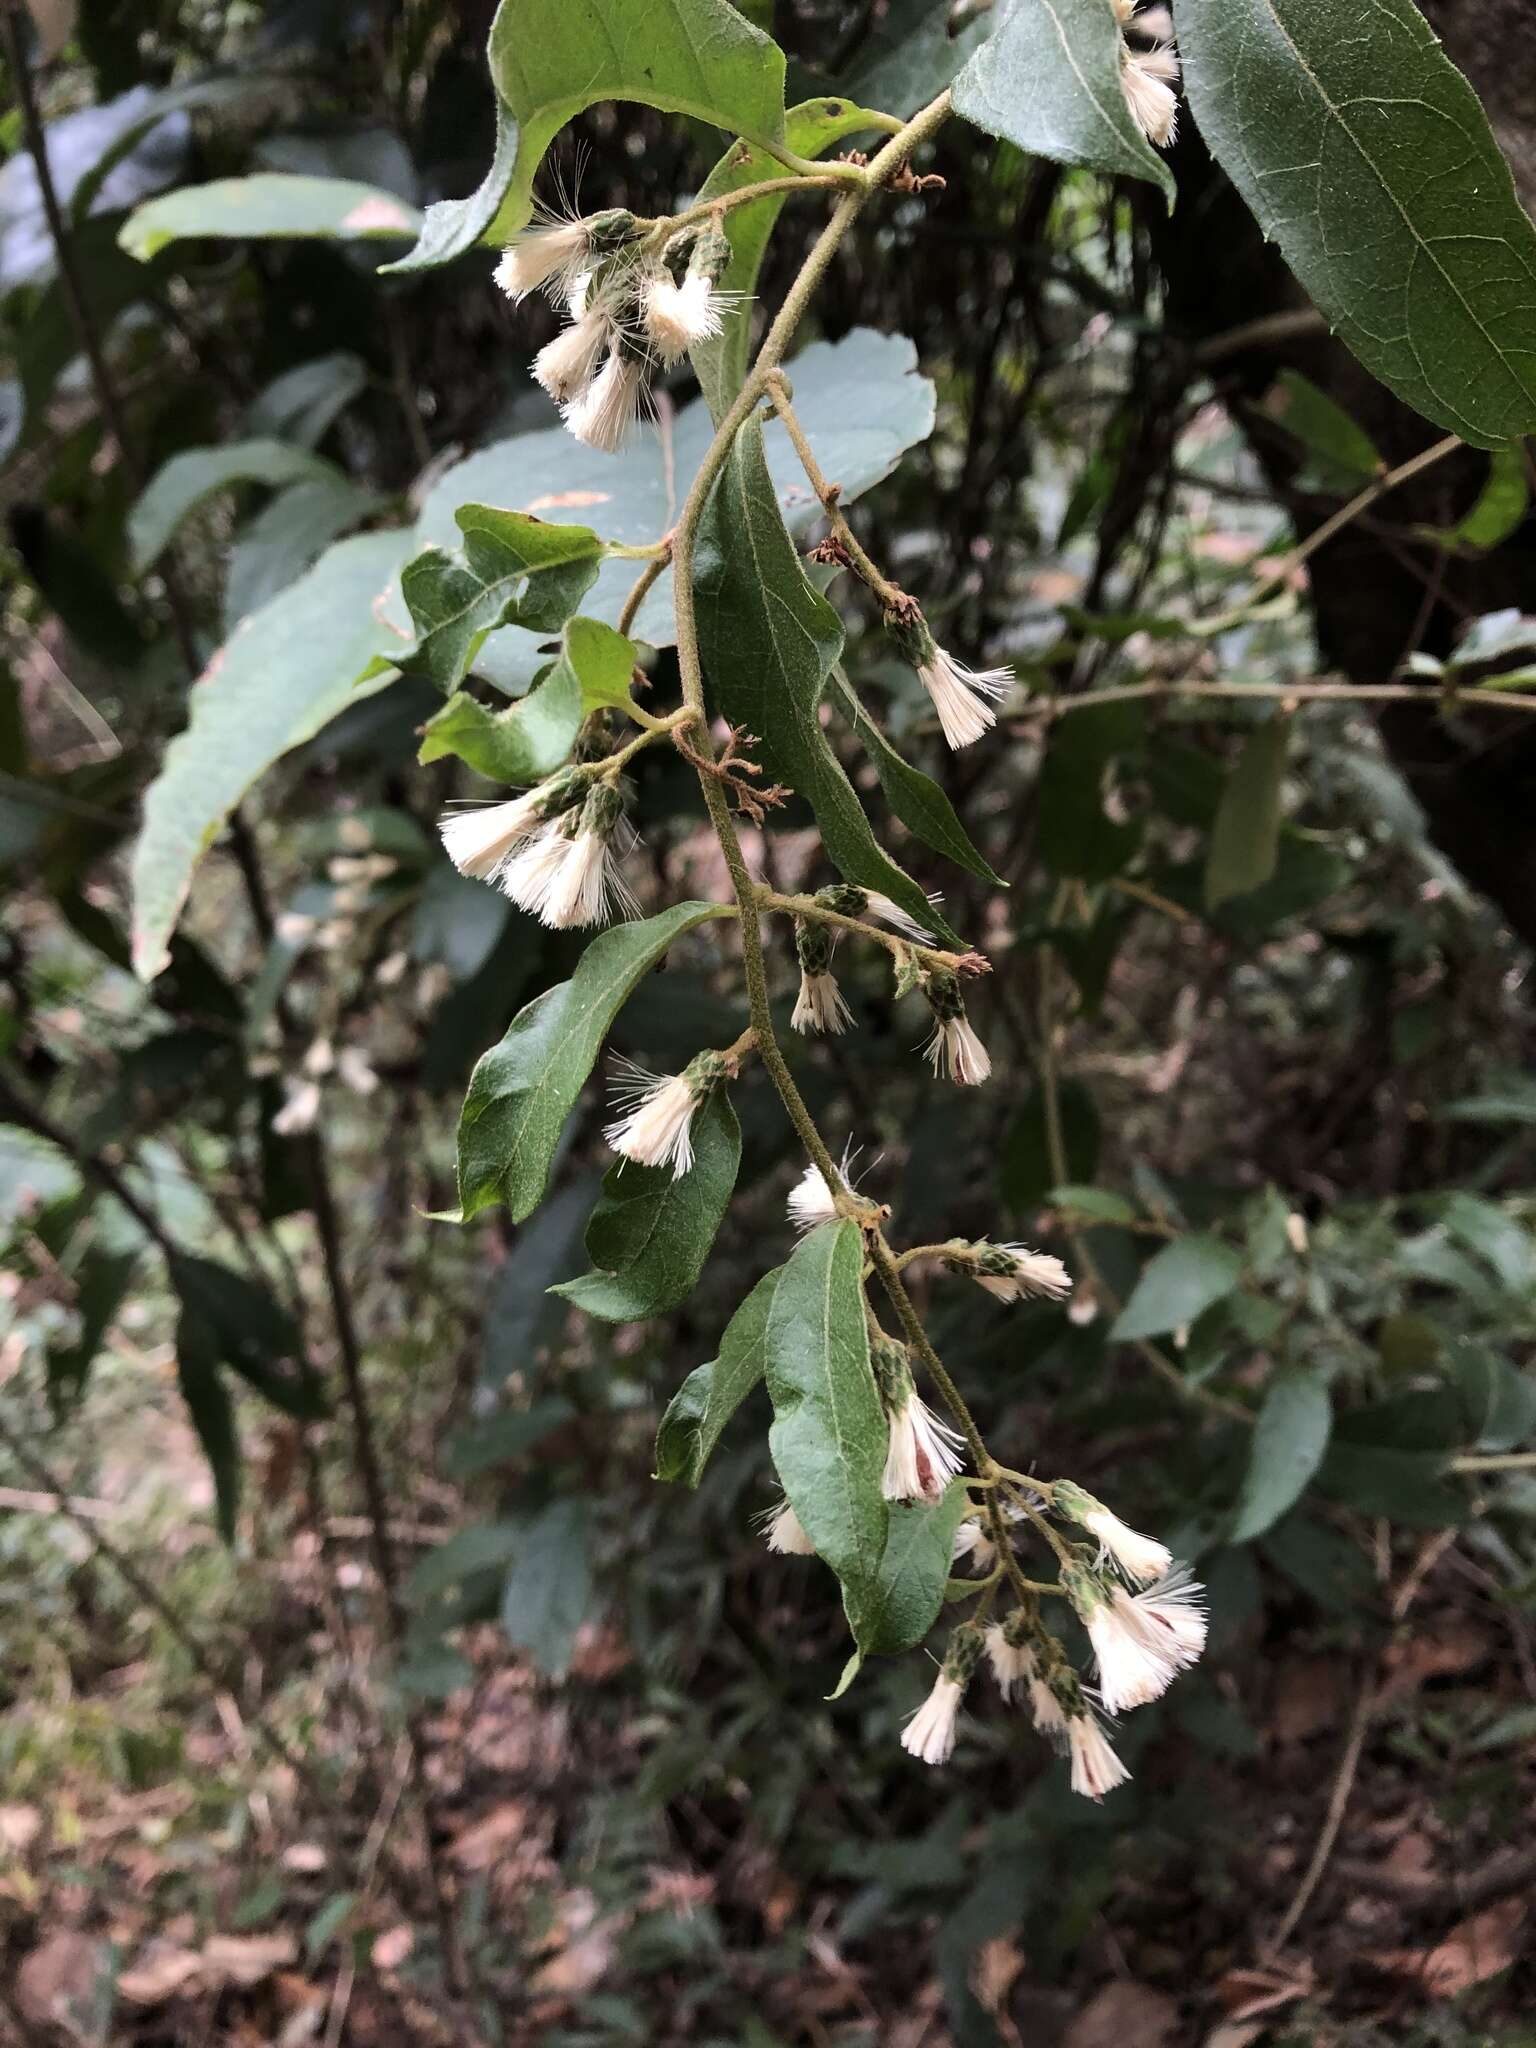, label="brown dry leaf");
[373,1924,415,1970]
[281,1841,328,1874]
[1377,1619,1492,1702]
[973,1937,1024,2015]
[203,1931,299,1987]
[18,1930,110,2033]
[1376,1898,1527,1997]
[1064,1981,1179,2048]
[529,1921,620,1997]
[0,1802,42,1852]
[1214,1960,1313,2021]
[118,1939,205,2005]
[1204,2026,1267,2048]
[1269,1657,1344,1744]
[449,1800,530,1871]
